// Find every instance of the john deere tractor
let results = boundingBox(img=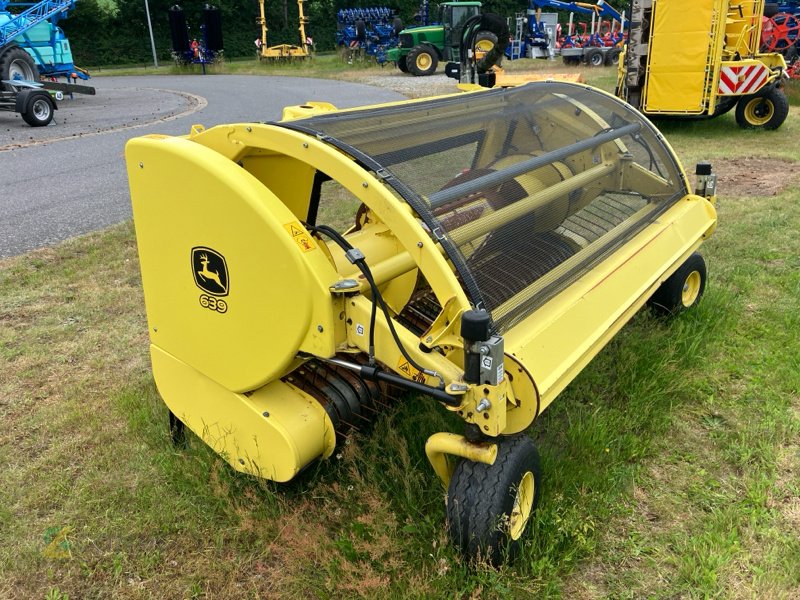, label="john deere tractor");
[387,1,497,75]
